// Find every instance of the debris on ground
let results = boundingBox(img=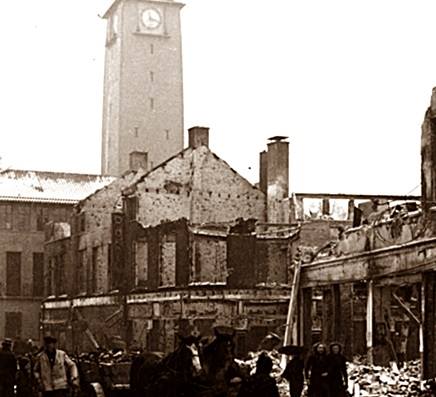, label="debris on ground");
[237,351,435,397]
